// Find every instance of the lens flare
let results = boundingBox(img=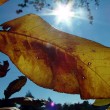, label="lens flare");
[52,3,74,24]
[50,102,55,107]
